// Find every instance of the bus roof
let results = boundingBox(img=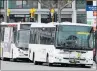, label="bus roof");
[1,22,93,27]
[1,22,32,25]
[46,22,93,27]
[31,23,55,28]
[56,22,93,27]
[1,22,19,25]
